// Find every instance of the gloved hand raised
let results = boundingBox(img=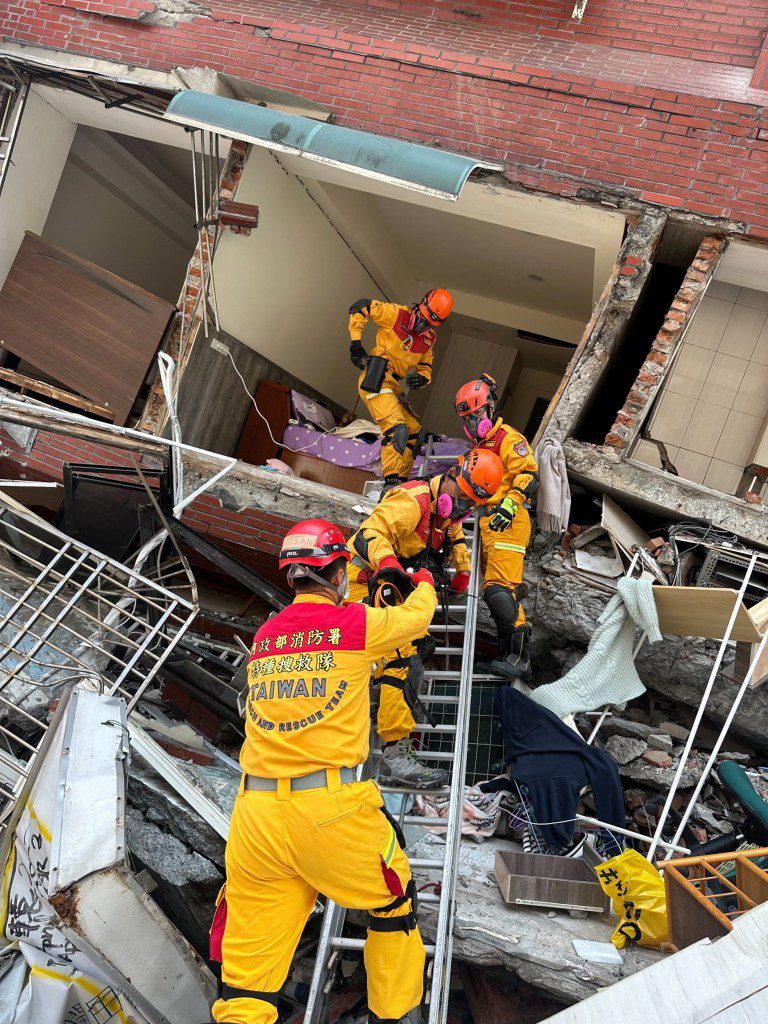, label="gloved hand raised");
[488,497,518,533]
[410,567,435,588]
[349,341,368,370]
[451,570,470,593]
[405,370,428,389]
